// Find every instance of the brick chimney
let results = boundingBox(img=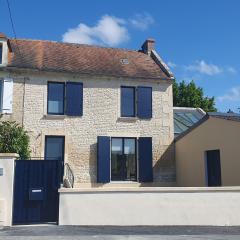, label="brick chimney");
[141,38,155,55]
